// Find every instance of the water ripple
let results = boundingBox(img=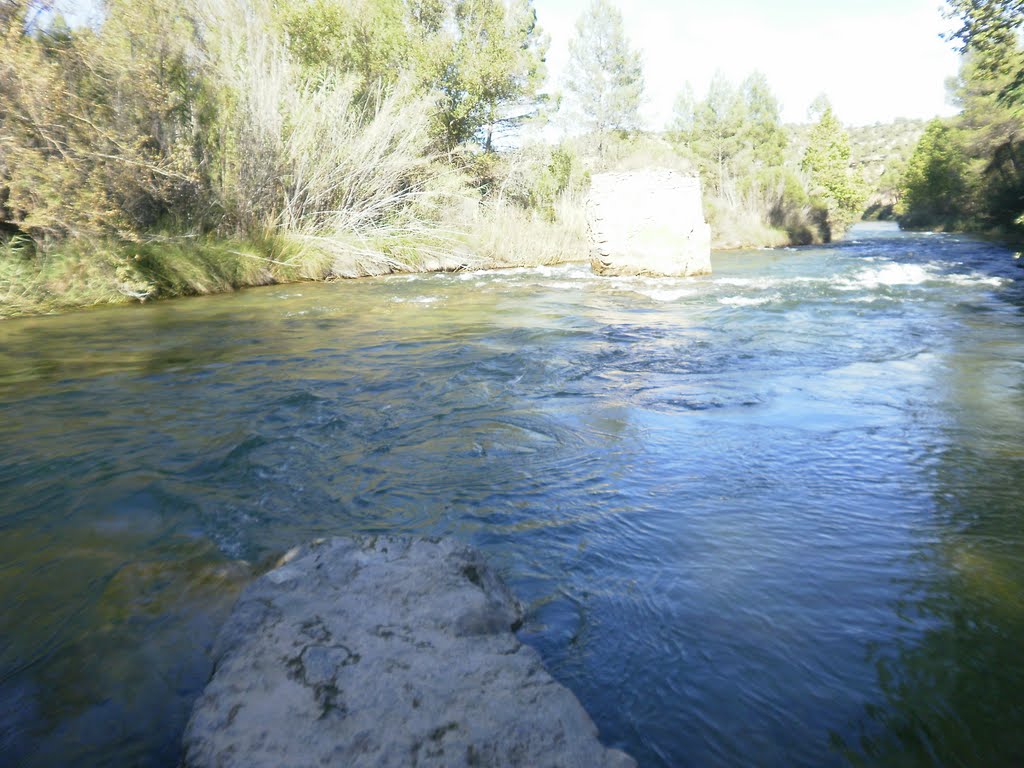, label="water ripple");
[1,225,1024,766]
